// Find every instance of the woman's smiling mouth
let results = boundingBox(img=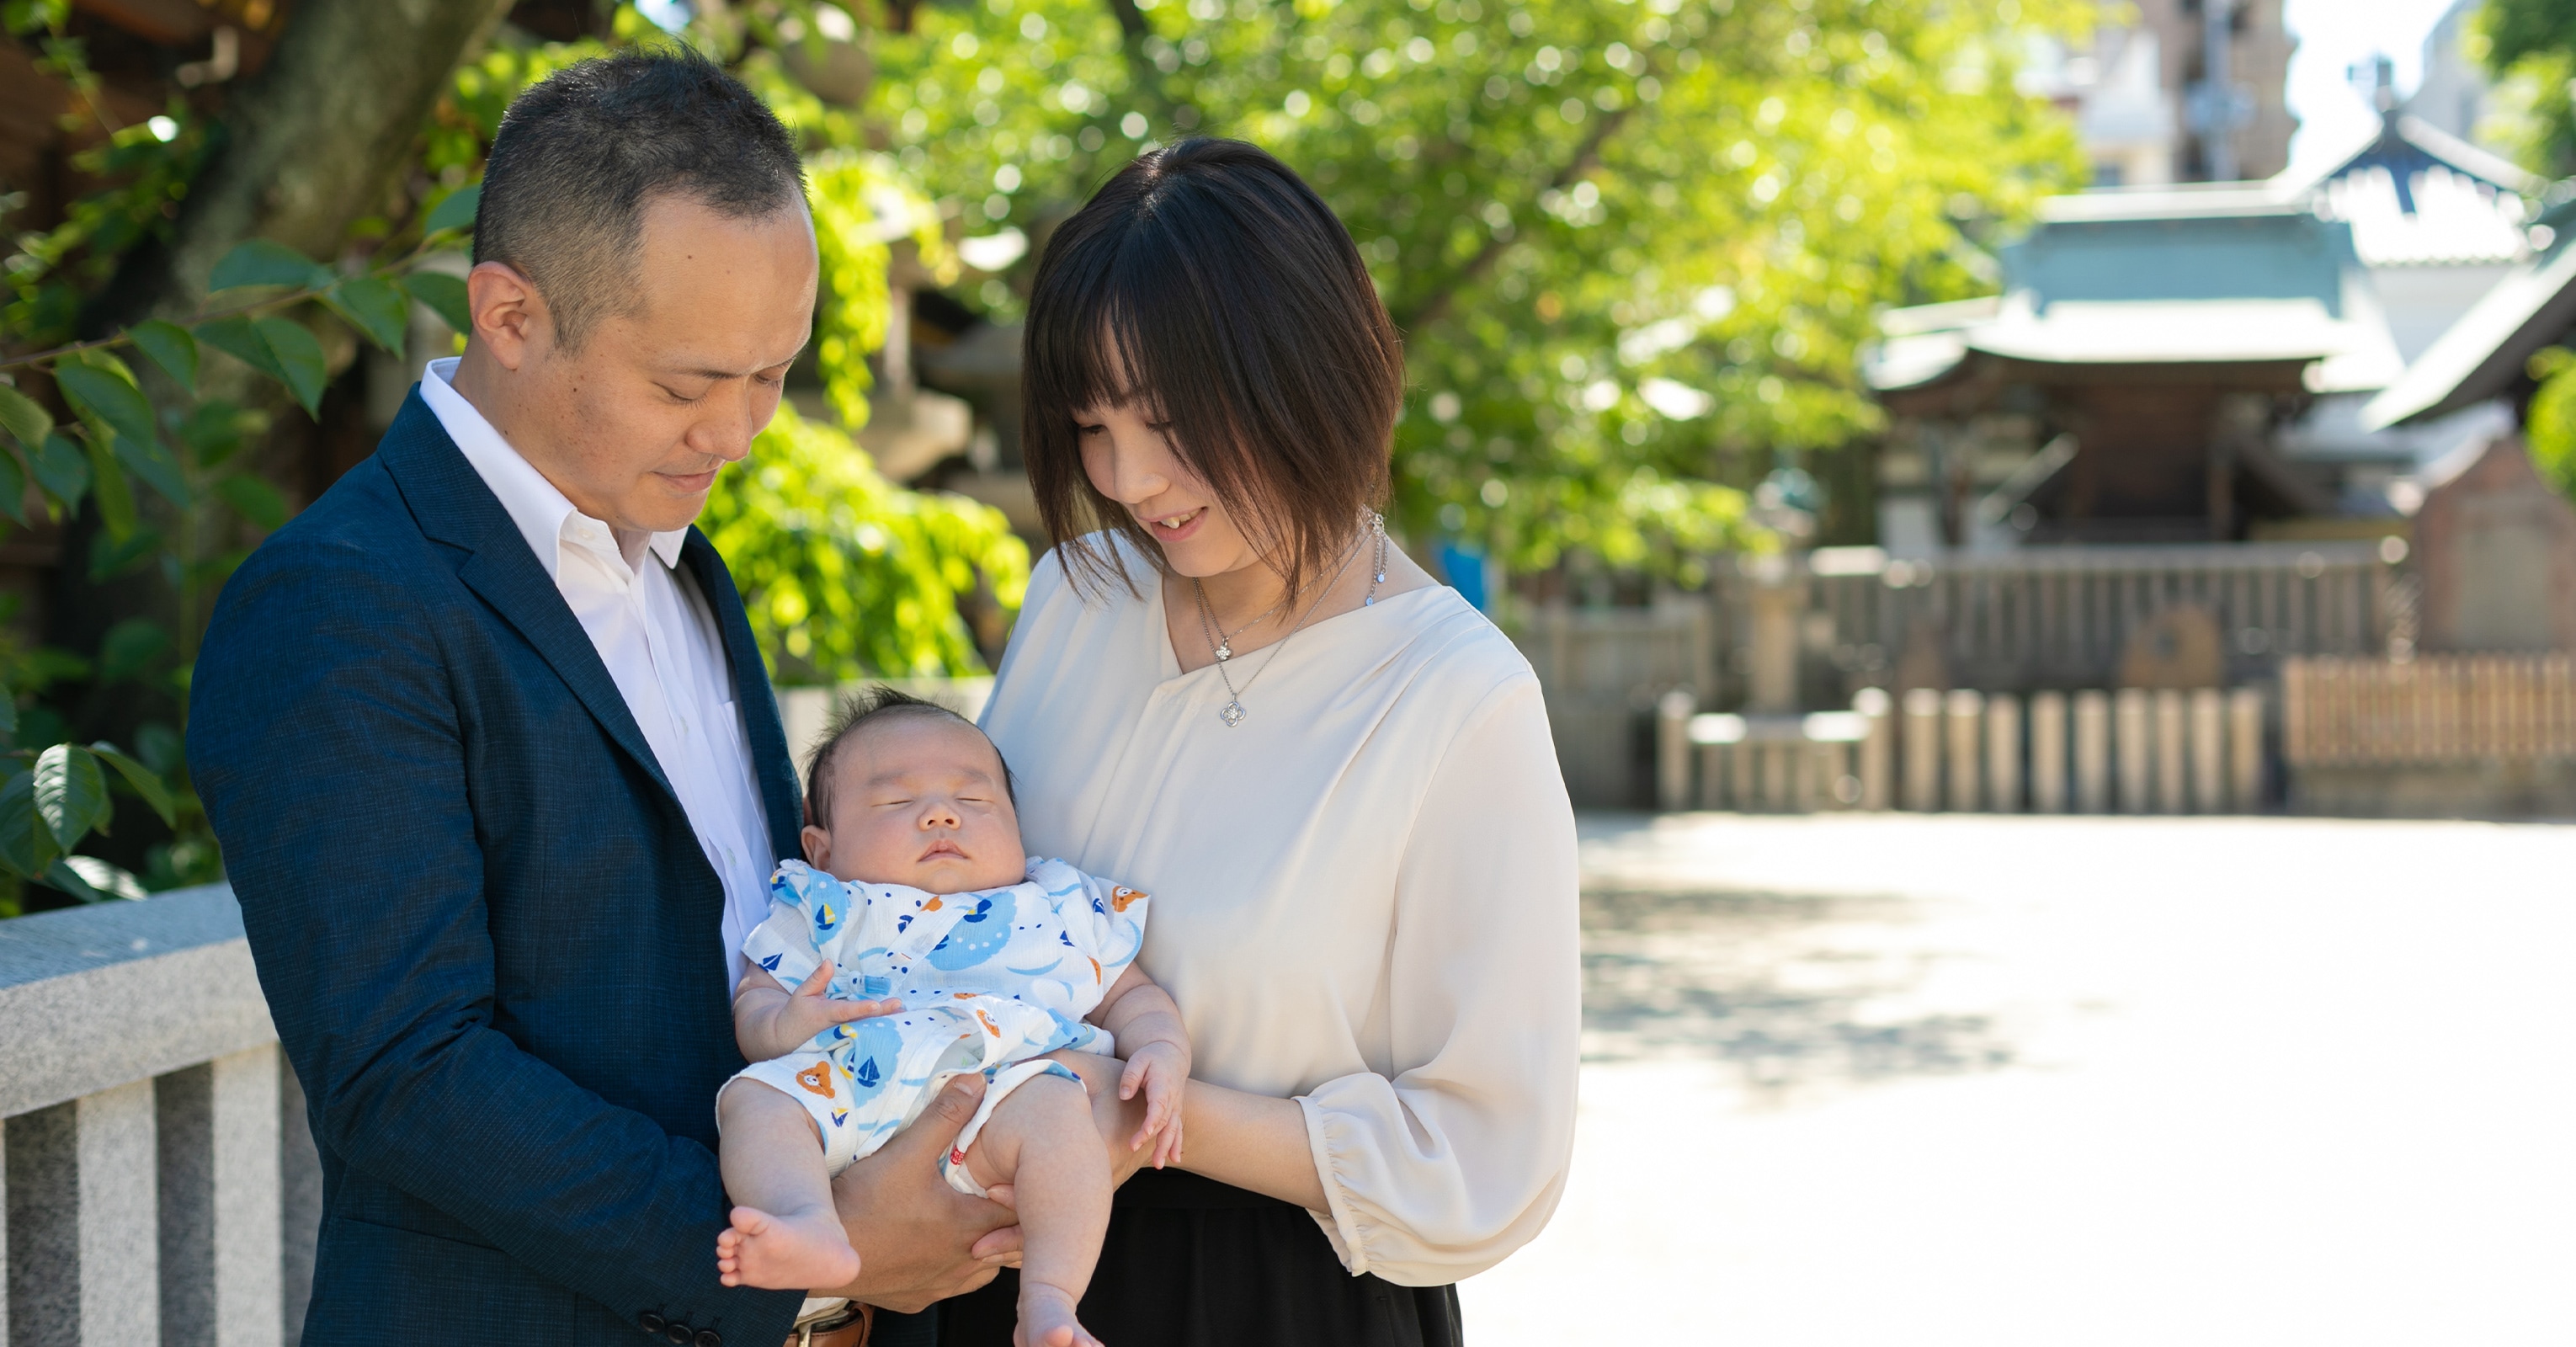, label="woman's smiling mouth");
[1145,507,1206,541]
